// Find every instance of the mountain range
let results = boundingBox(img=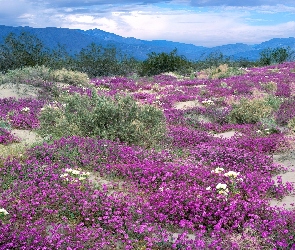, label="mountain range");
[1,25,295,61]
